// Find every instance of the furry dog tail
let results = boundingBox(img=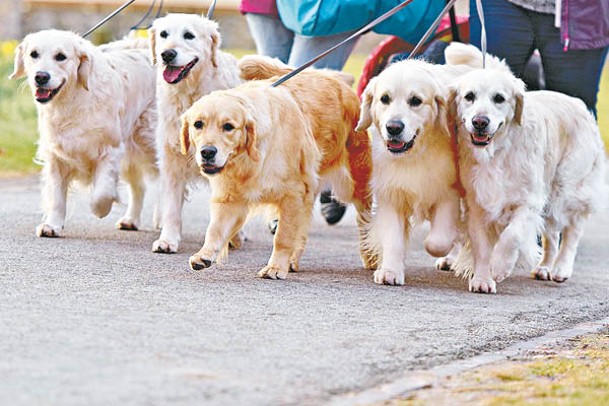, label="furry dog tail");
[238,54,355,86]
[444,42,509,72]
